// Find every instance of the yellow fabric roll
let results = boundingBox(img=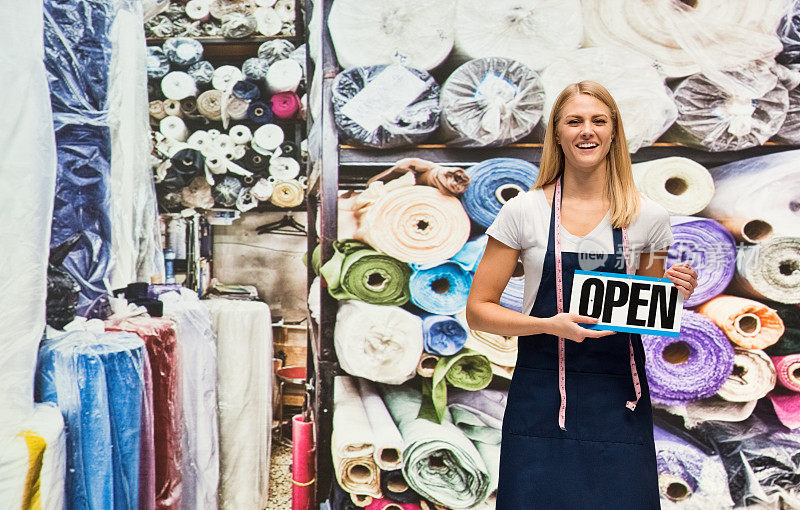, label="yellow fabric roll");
[698,295,784,349]
[20,431,45,510]
[269,179,304,207]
